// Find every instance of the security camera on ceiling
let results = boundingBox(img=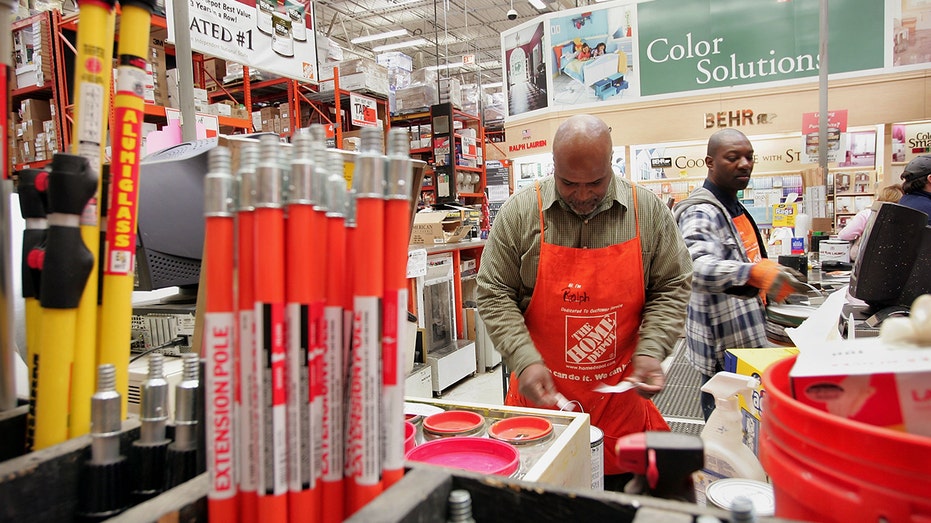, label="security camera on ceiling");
[507,8,518,20]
